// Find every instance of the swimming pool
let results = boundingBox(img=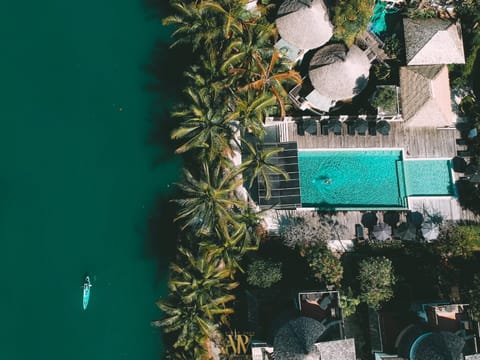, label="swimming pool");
[298,150,455,210]
[404,159,455,196]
